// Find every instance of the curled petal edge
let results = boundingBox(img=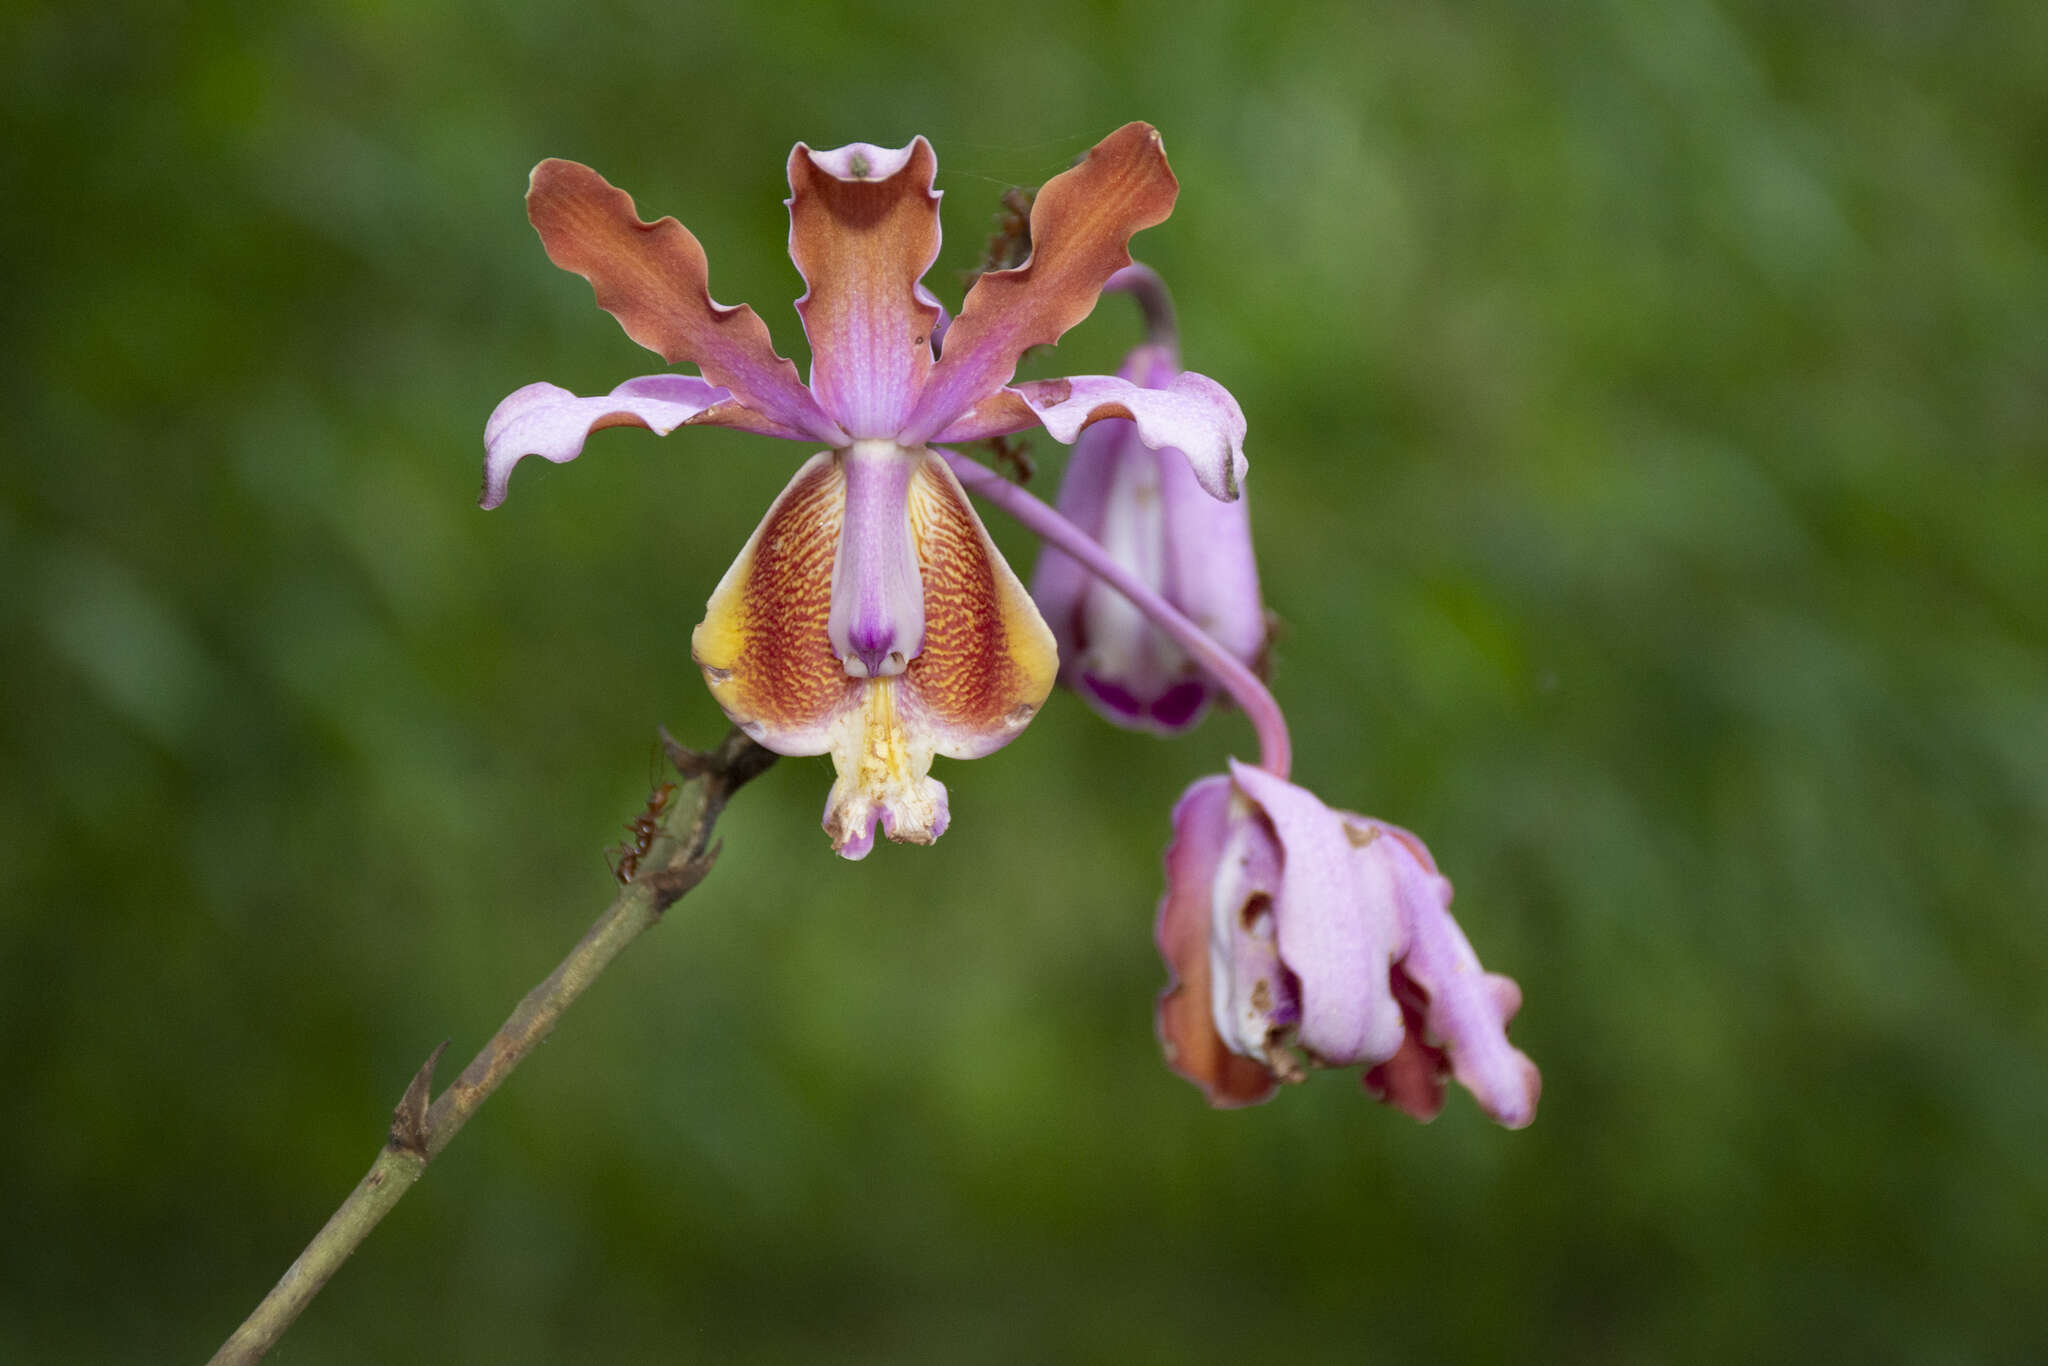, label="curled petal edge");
[1364,821,1541,1129]
[481,376,729,509]
[938,373,1249,503]
[525,159,844,445]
